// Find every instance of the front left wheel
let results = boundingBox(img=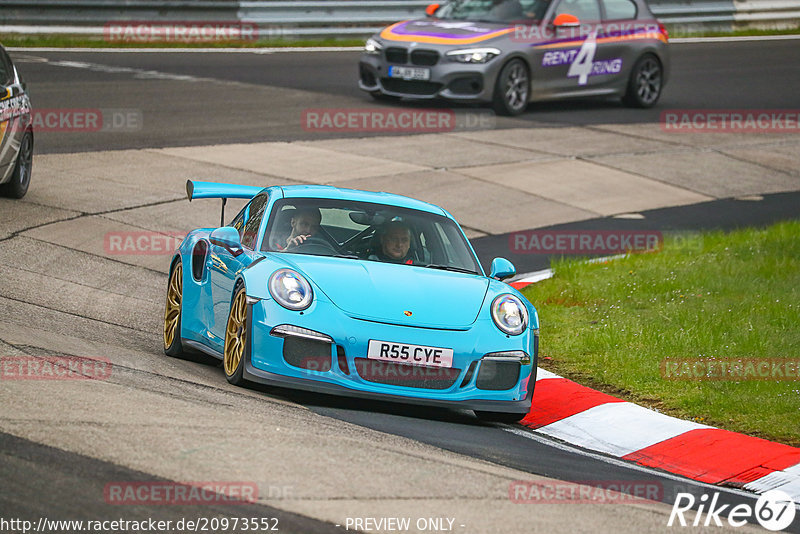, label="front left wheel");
[492,59,529,116]
[223,287,249,386]
[0,130,33,199]
[622,54,663,108]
